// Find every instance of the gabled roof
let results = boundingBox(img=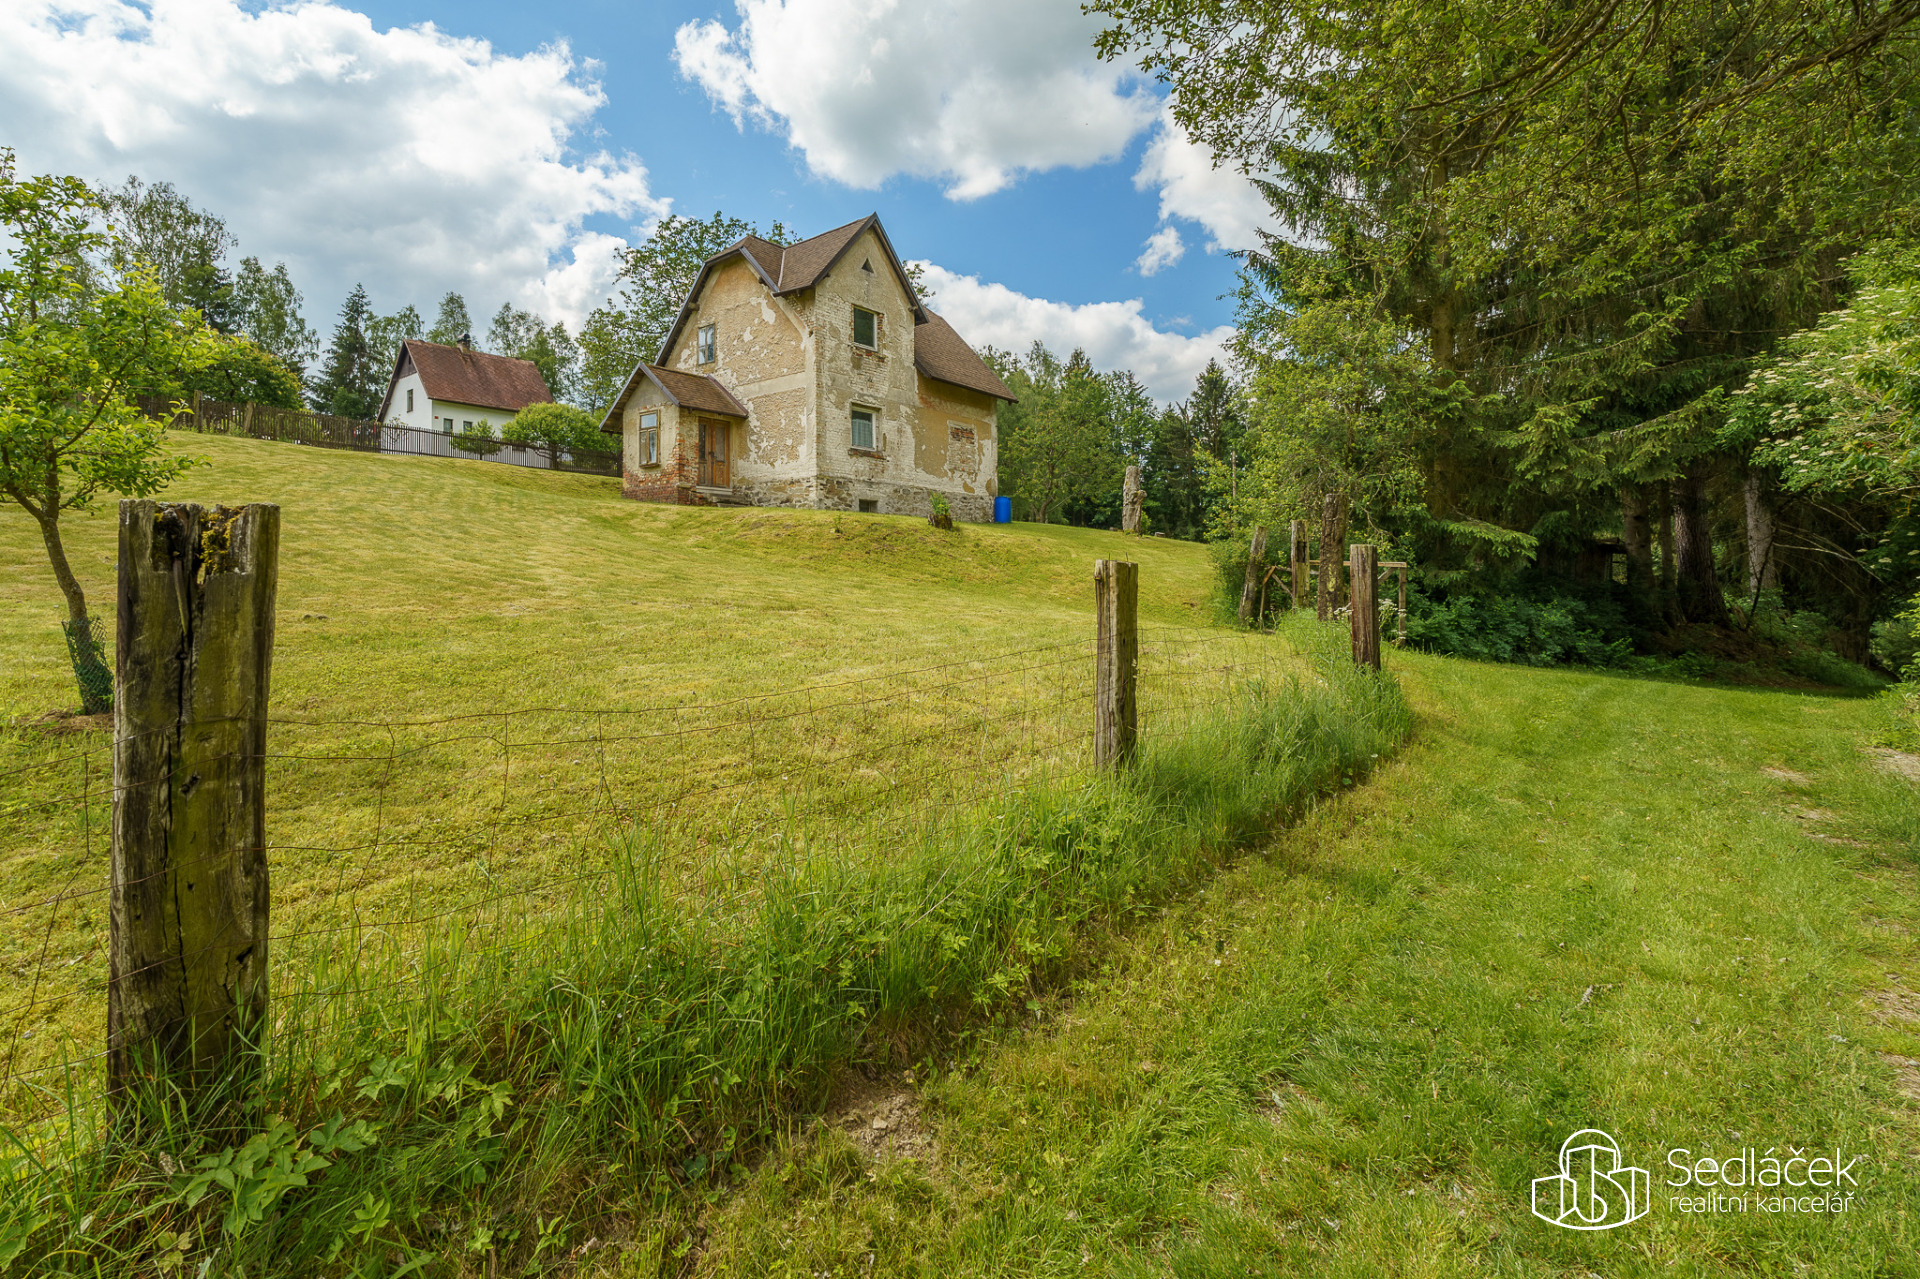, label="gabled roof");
[379,339,553,418]
[597,364,749,433]
[656,214,929,364]
[915,310,1016,402]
